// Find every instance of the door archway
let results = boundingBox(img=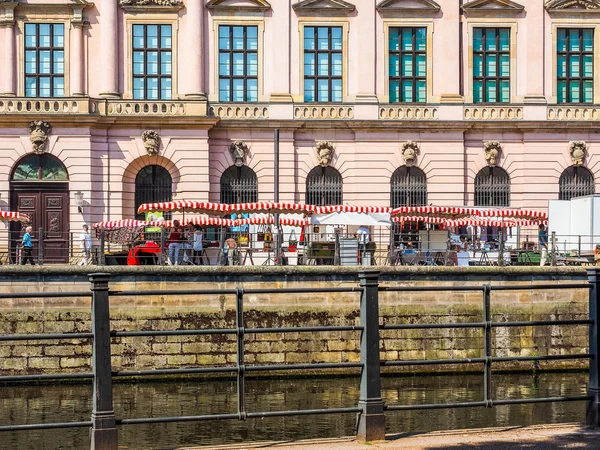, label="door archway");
[10,154,70,263]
